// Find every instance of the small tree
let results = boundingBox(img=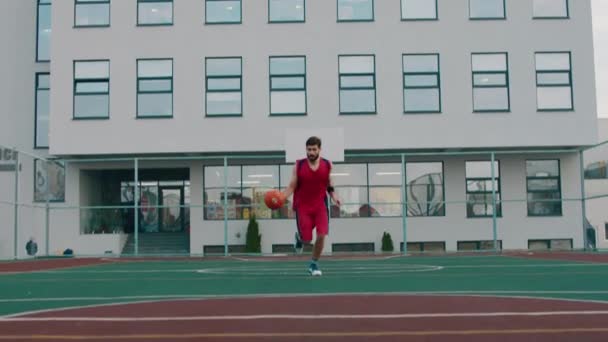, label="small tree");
[381,231,394,252]
[245,215,262,253]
